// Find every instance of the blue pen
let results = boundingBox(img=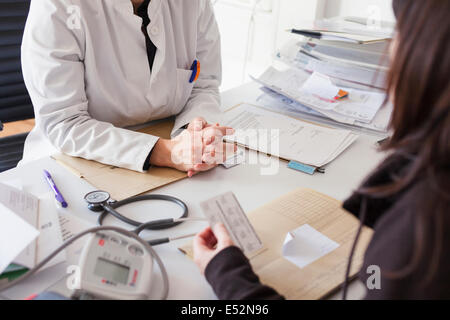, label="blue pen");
[43,170,68,208]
